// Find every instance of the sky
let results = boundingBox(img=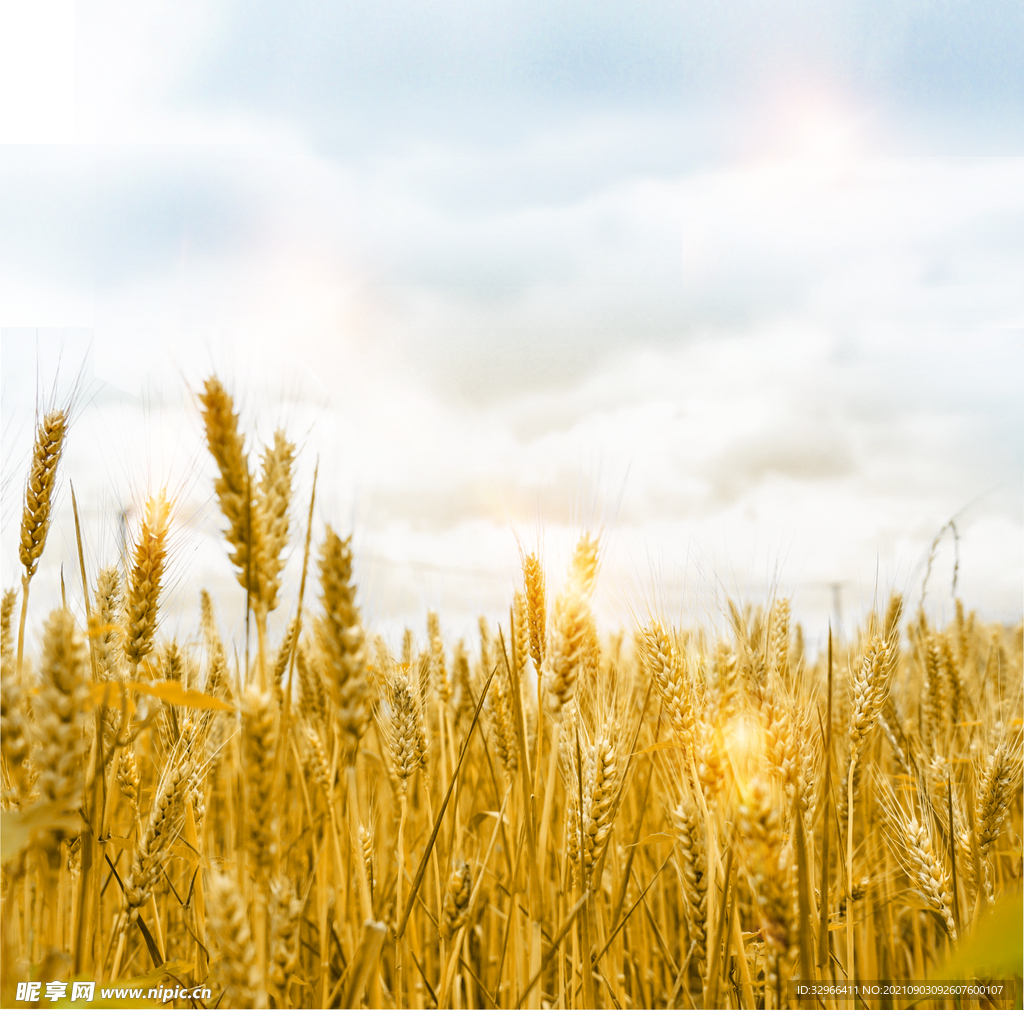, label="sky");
[1,1,1022,654]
